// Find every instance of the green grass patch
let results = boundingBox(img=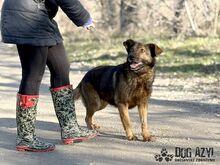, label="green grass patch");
[64,36,220,79]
